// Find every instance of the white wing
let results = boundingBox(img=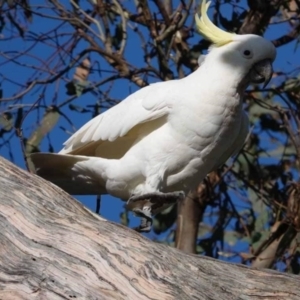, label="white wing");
[59,81,175,158]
